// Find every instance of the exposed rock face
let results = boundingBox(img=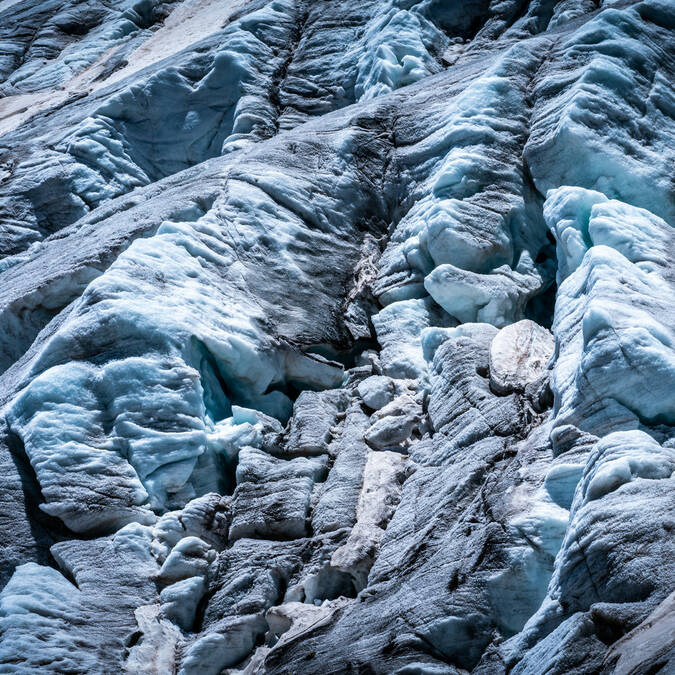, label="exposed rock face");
[0,1,673,673]
[489,320,553,395]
